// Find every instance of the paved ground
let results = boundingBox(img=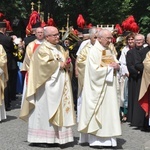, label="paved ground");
[1,96,150,150]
